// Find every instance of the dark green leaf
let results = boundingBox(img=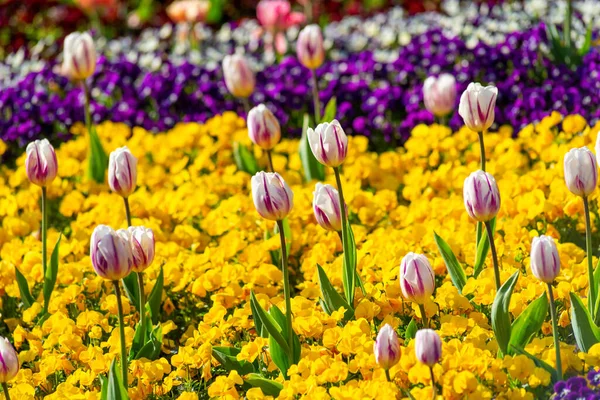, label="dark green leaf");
[321,97,337,123]
[491,271,520,355]
[434,232,467,294]
[299,114,325,182]
[594,259,600,325]
[107,359,129,399]
[570,292,600,352]
[148,267,164,325]
[88,127,108,183]
[43,234,62,313]
[579,24,593,56]
[250,293,268,338]
[249,292,290,355]
[245,374,284,397]
[122,273,139,314]
[206,0,225,23]
[510,344,559,383]
[15,266,34,309]
[405,318,418,341]
[508,292,548,355]
[268,305,299,377]
[233,142,259,175]
[317,264,354,321]
[129,317,147,361]
[341,222,357,307]
[474,218,495,278]
[212,347,256,375]
[134,325,162,360]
